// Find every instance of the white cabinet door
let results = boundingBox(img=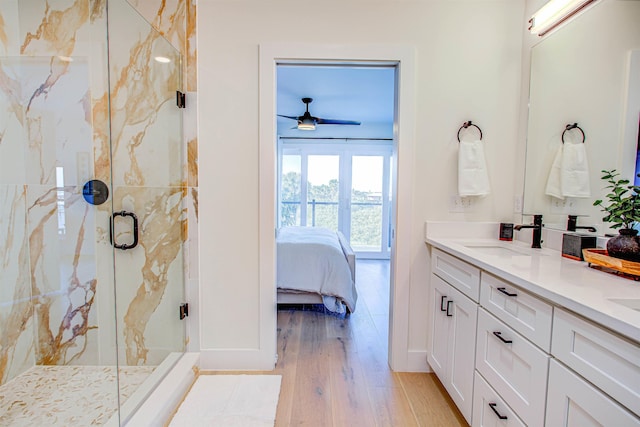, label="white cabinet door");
[428,275,452,379]
[546,360,640,427]
[448,283,478,421]
[427,274,477,424]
